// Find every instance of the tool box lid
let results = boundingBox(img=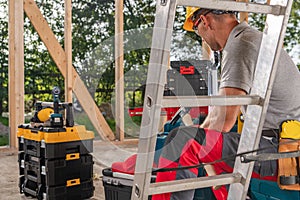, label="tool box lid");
[102,168,134,187]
